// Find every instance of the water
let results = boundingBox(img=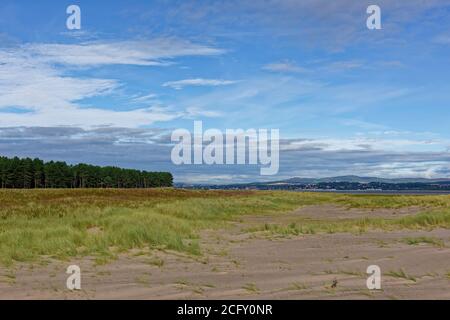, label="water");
[295,190,450,195]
